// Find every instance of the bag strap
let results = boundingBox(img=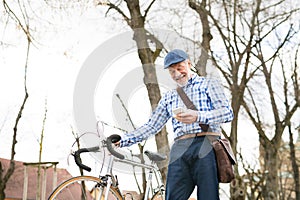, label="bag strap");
[176,87,209,132]
[176,87,197,110]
